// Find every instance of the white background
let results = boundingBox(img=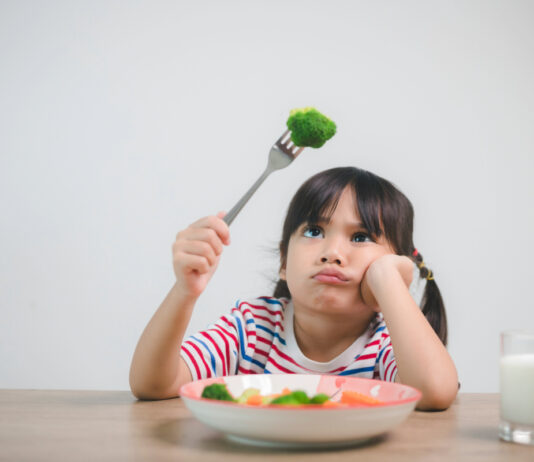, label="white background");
[1,0,533,393]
